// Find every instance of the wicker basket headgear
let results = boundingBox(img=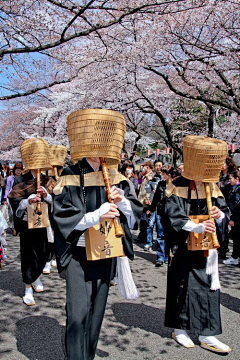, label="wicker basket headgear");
[67,109,126,165]
[183,135,228,182]
[20,138,52,171]
[49,145,67,167]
